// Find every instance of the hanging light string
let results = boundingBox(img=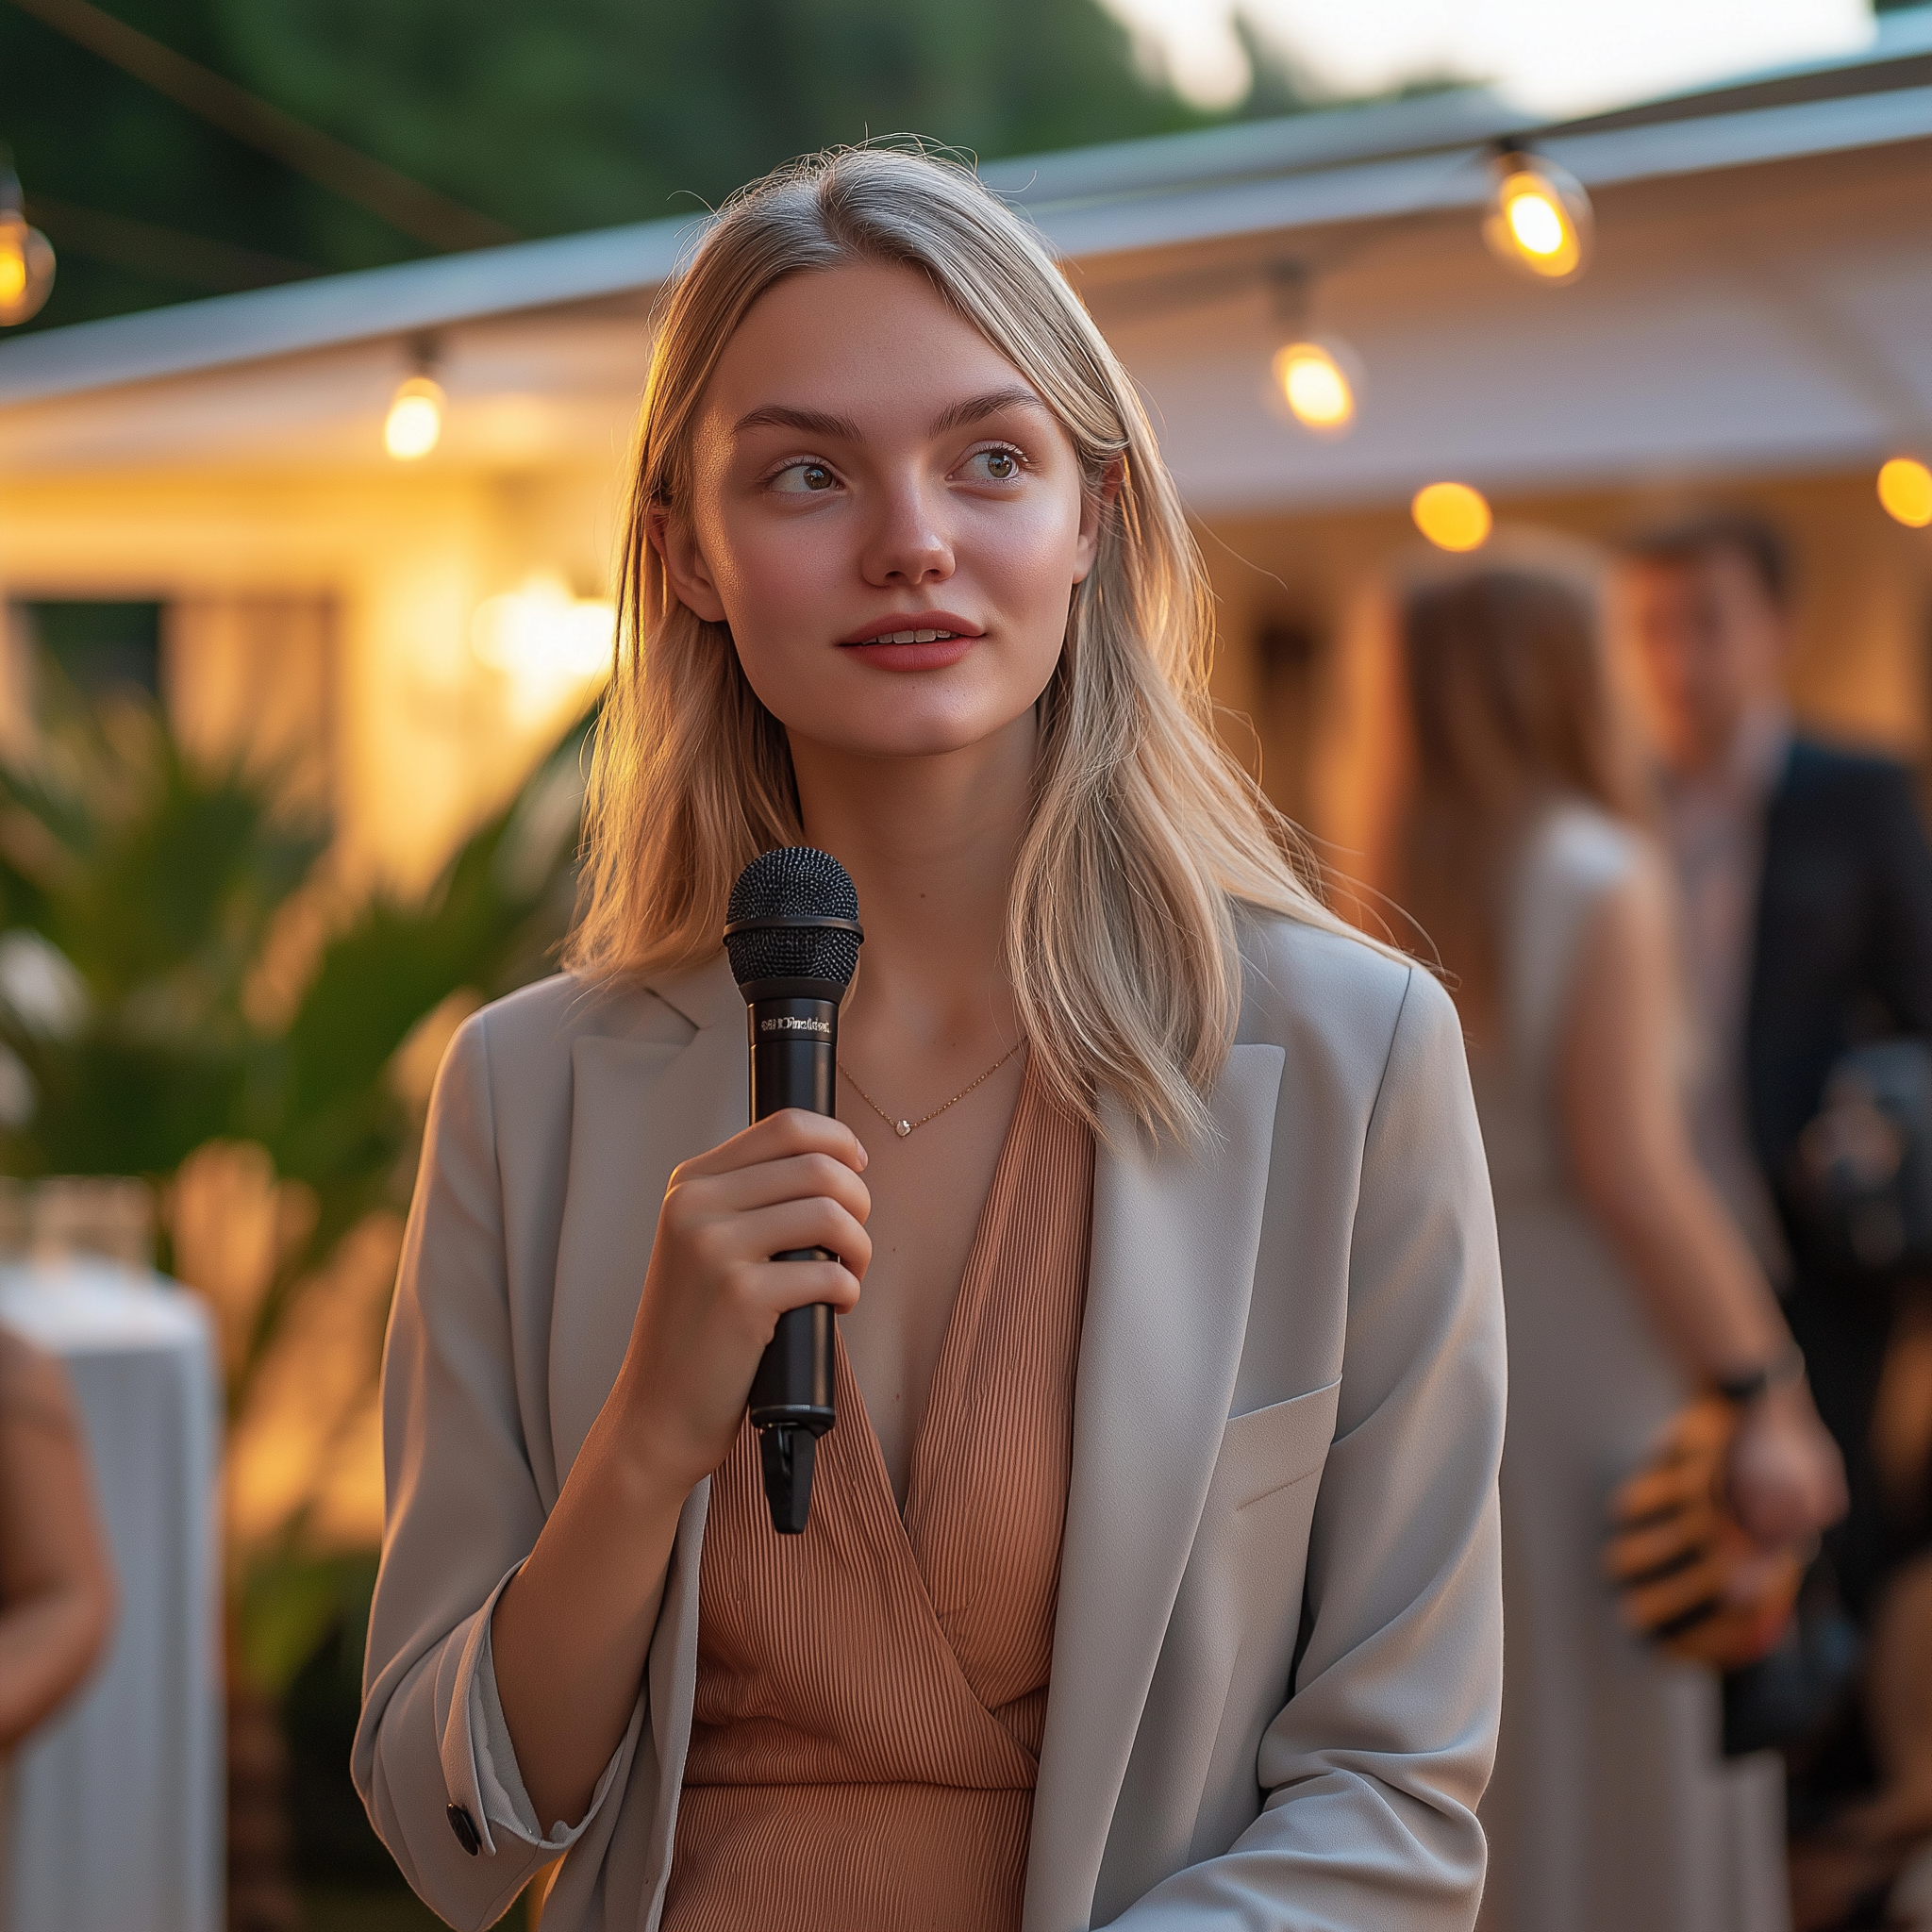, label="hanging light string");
[16,187,312,292]
[4,0,515,253]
